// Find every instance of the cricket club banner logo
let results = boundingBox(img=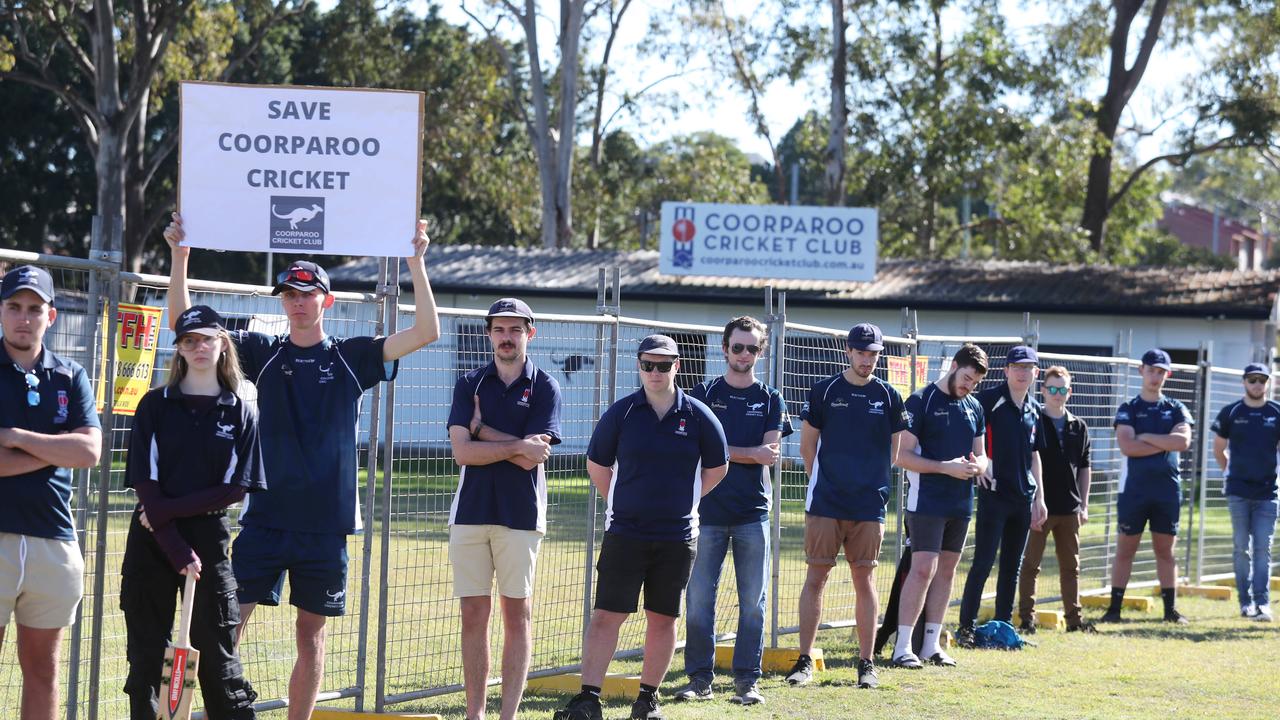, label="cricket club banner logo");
[671,206,696,268]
